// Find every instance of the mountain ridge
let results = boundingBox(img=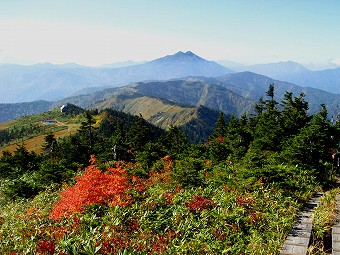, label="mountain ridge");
[218,60,340,94]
